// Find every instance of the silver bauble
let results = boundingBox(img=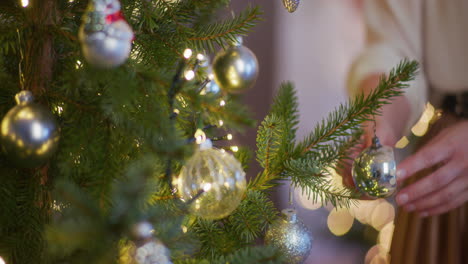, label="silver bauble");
[352,136,397,199]
[174,140,246,220]
[129,222,173,264]
[133,239,172,264]
[79,0,134,68]
[212,38,259,93]
[0,91,60,168]
[283,0,300,13]
[265,209,313,264]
